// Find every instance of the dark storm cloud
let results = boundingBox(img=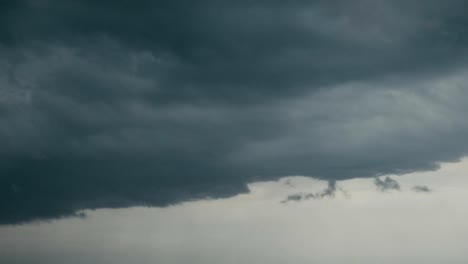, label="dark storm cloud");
[1,0,468,224]
[374,177,400,192]
[3,0,468,103]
